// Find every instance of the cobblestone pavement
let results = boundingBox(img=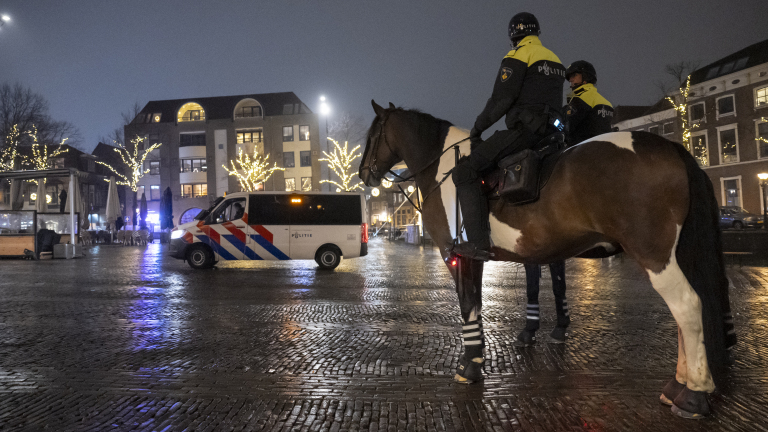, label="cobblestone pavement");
[1,239,767,431]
